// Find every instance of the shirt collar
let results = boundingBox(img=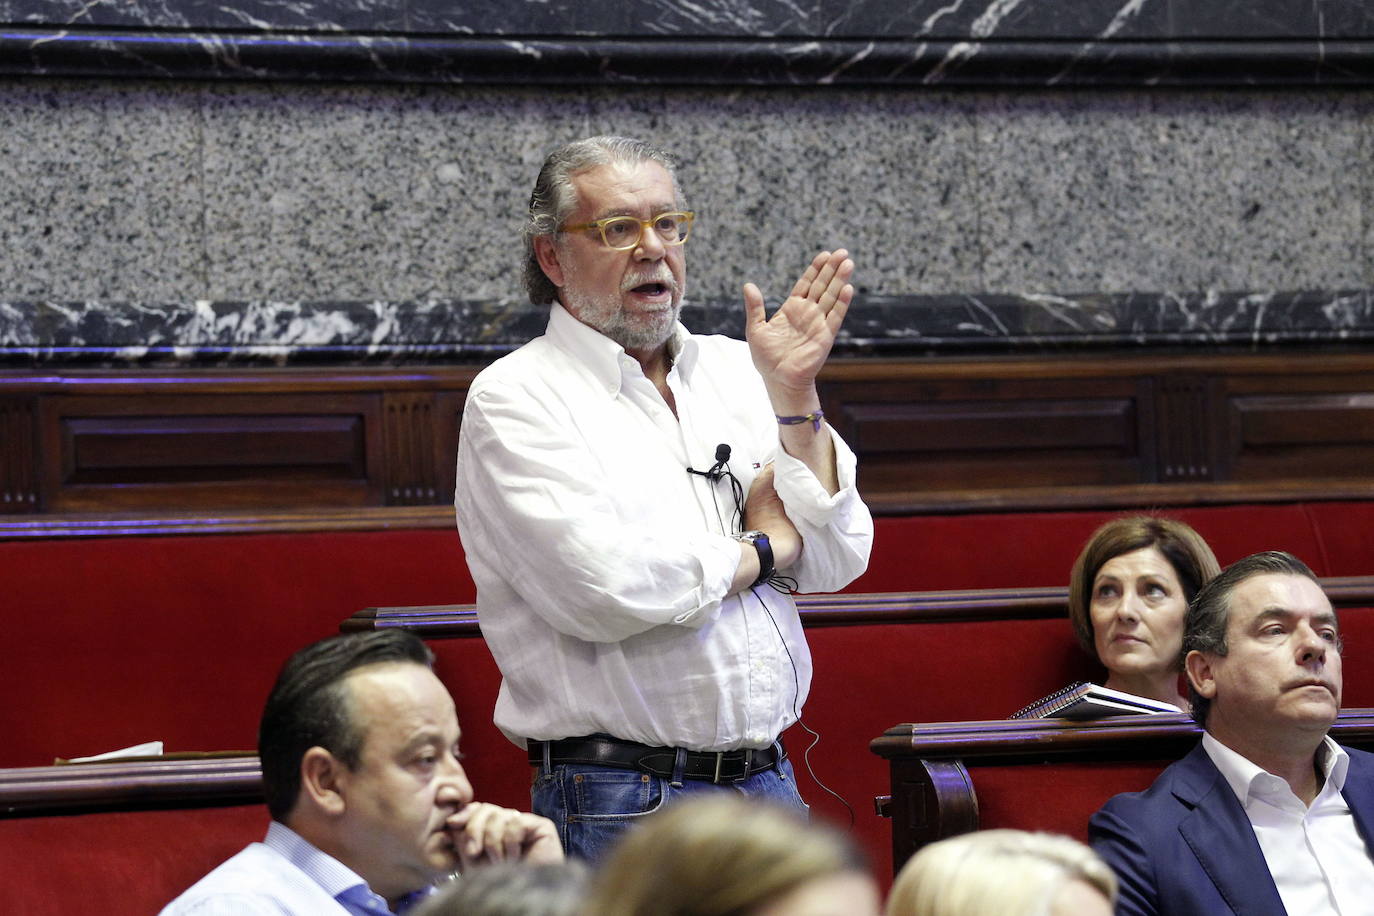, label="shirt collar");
[544,302,695,396]
[667,322,697,376]
[264,821,413,915]
[1202,732,1347,805]
[1323,737,1350,790]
